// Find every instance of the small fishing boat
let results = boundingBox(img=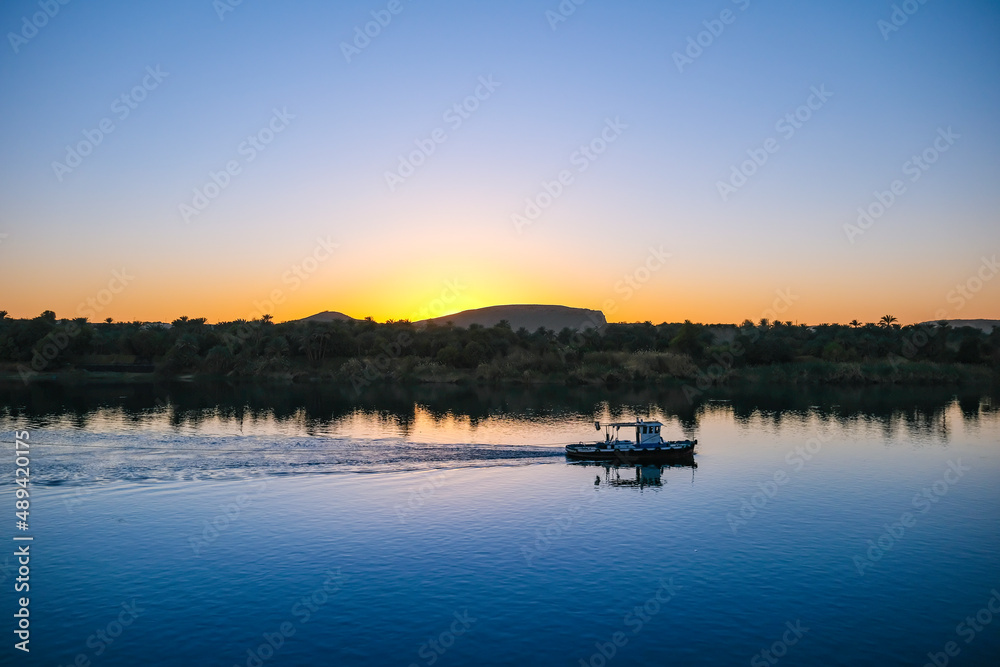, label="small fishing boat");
[565,419,696,463]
